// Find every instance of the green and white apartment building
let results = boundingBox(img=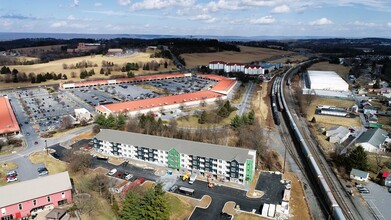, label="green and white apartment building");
[94,129,256,185]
